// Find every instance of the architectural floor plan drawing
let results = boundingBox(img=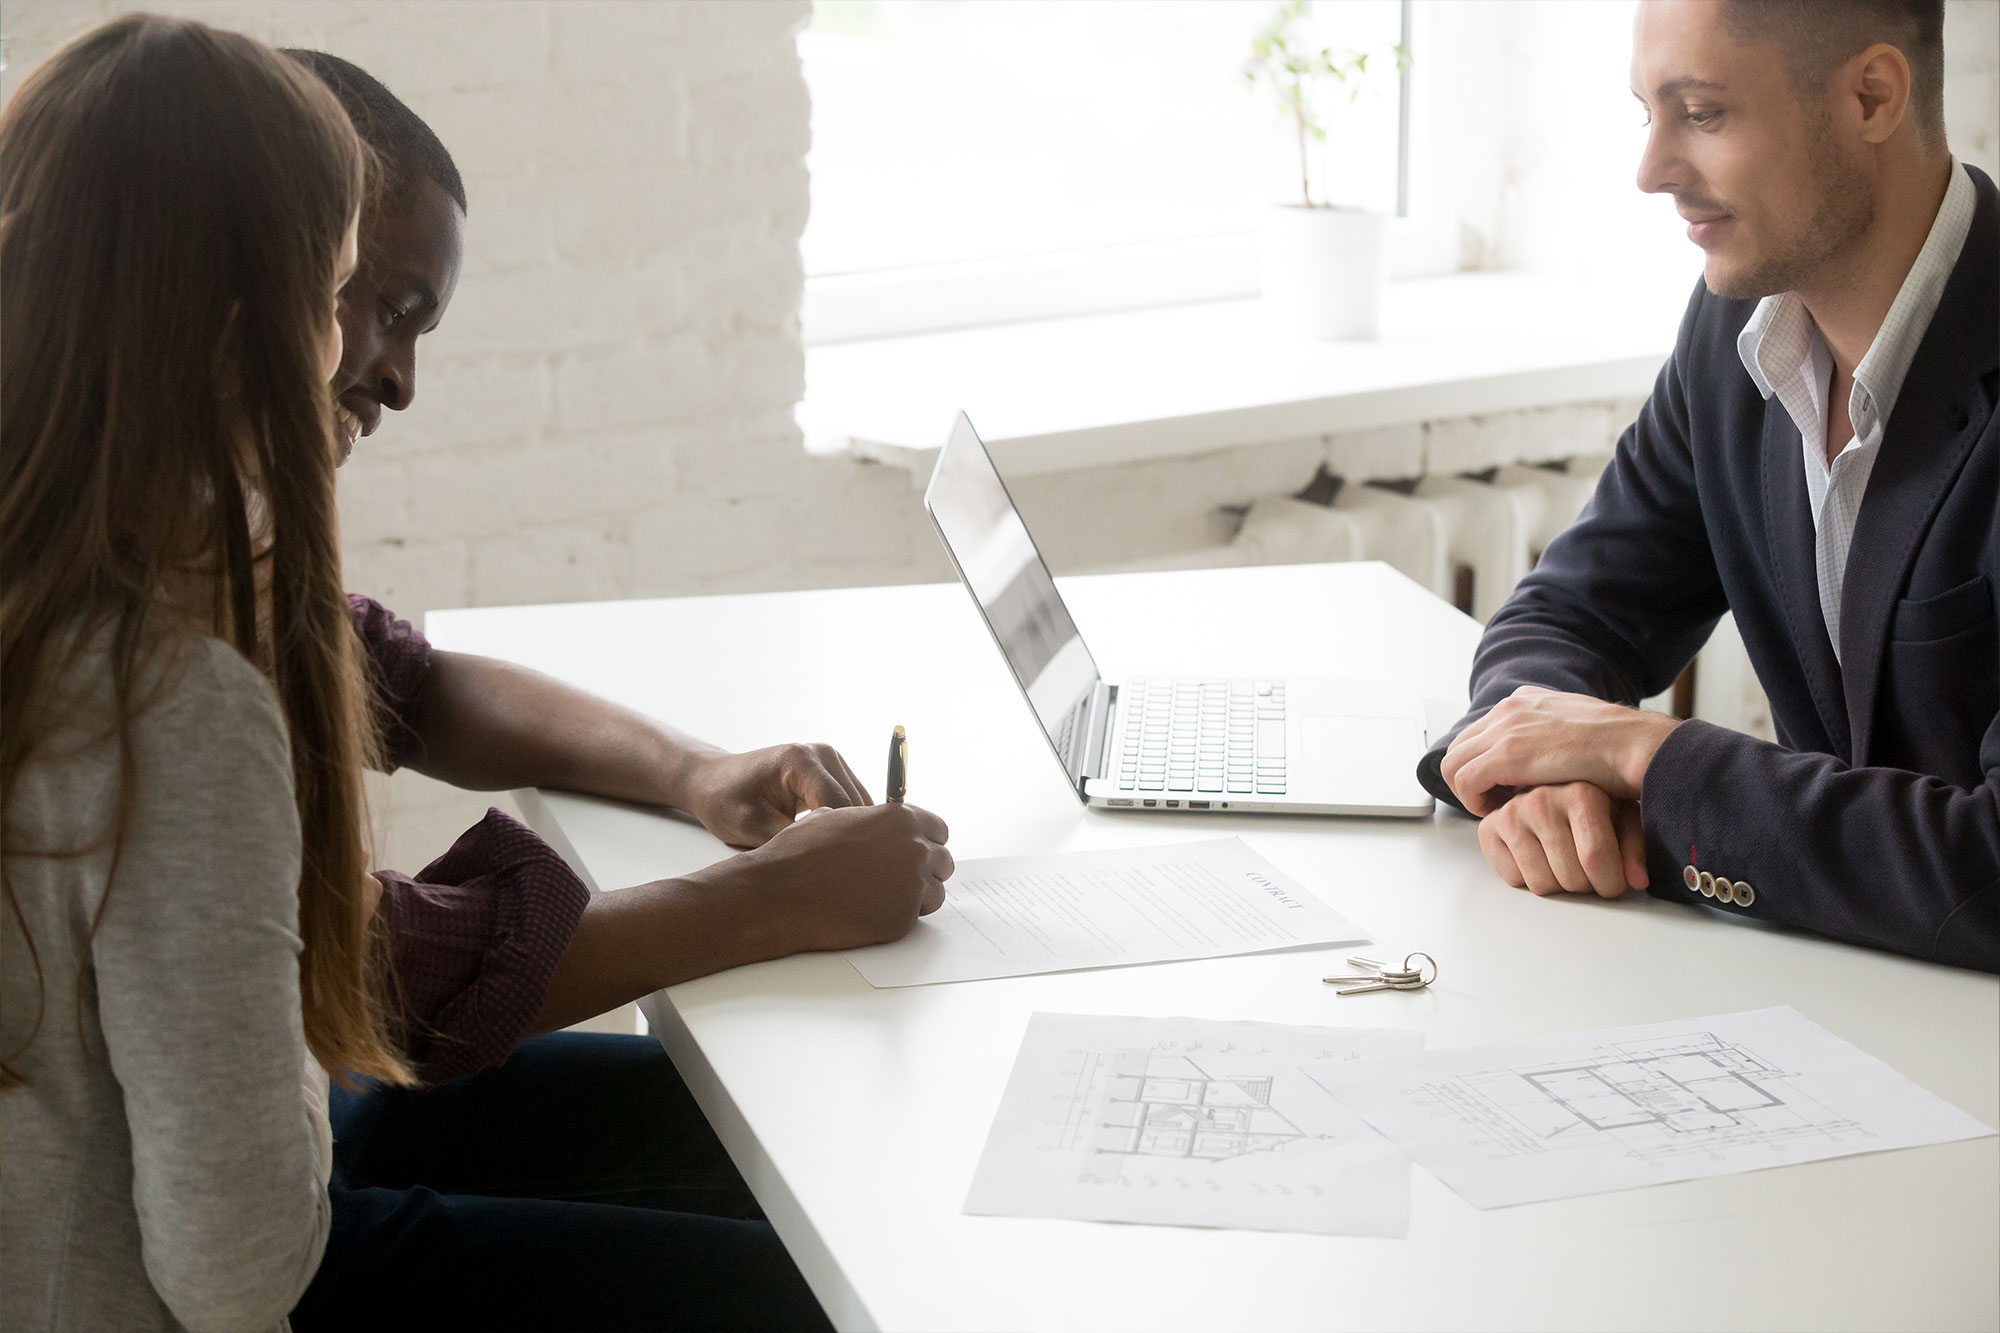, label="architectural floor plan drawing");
[1318,1007,1993,1209]
[1088,1050,1306,1166]
[1442,1029,1858,1164]
[965,1013,1422,1236]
